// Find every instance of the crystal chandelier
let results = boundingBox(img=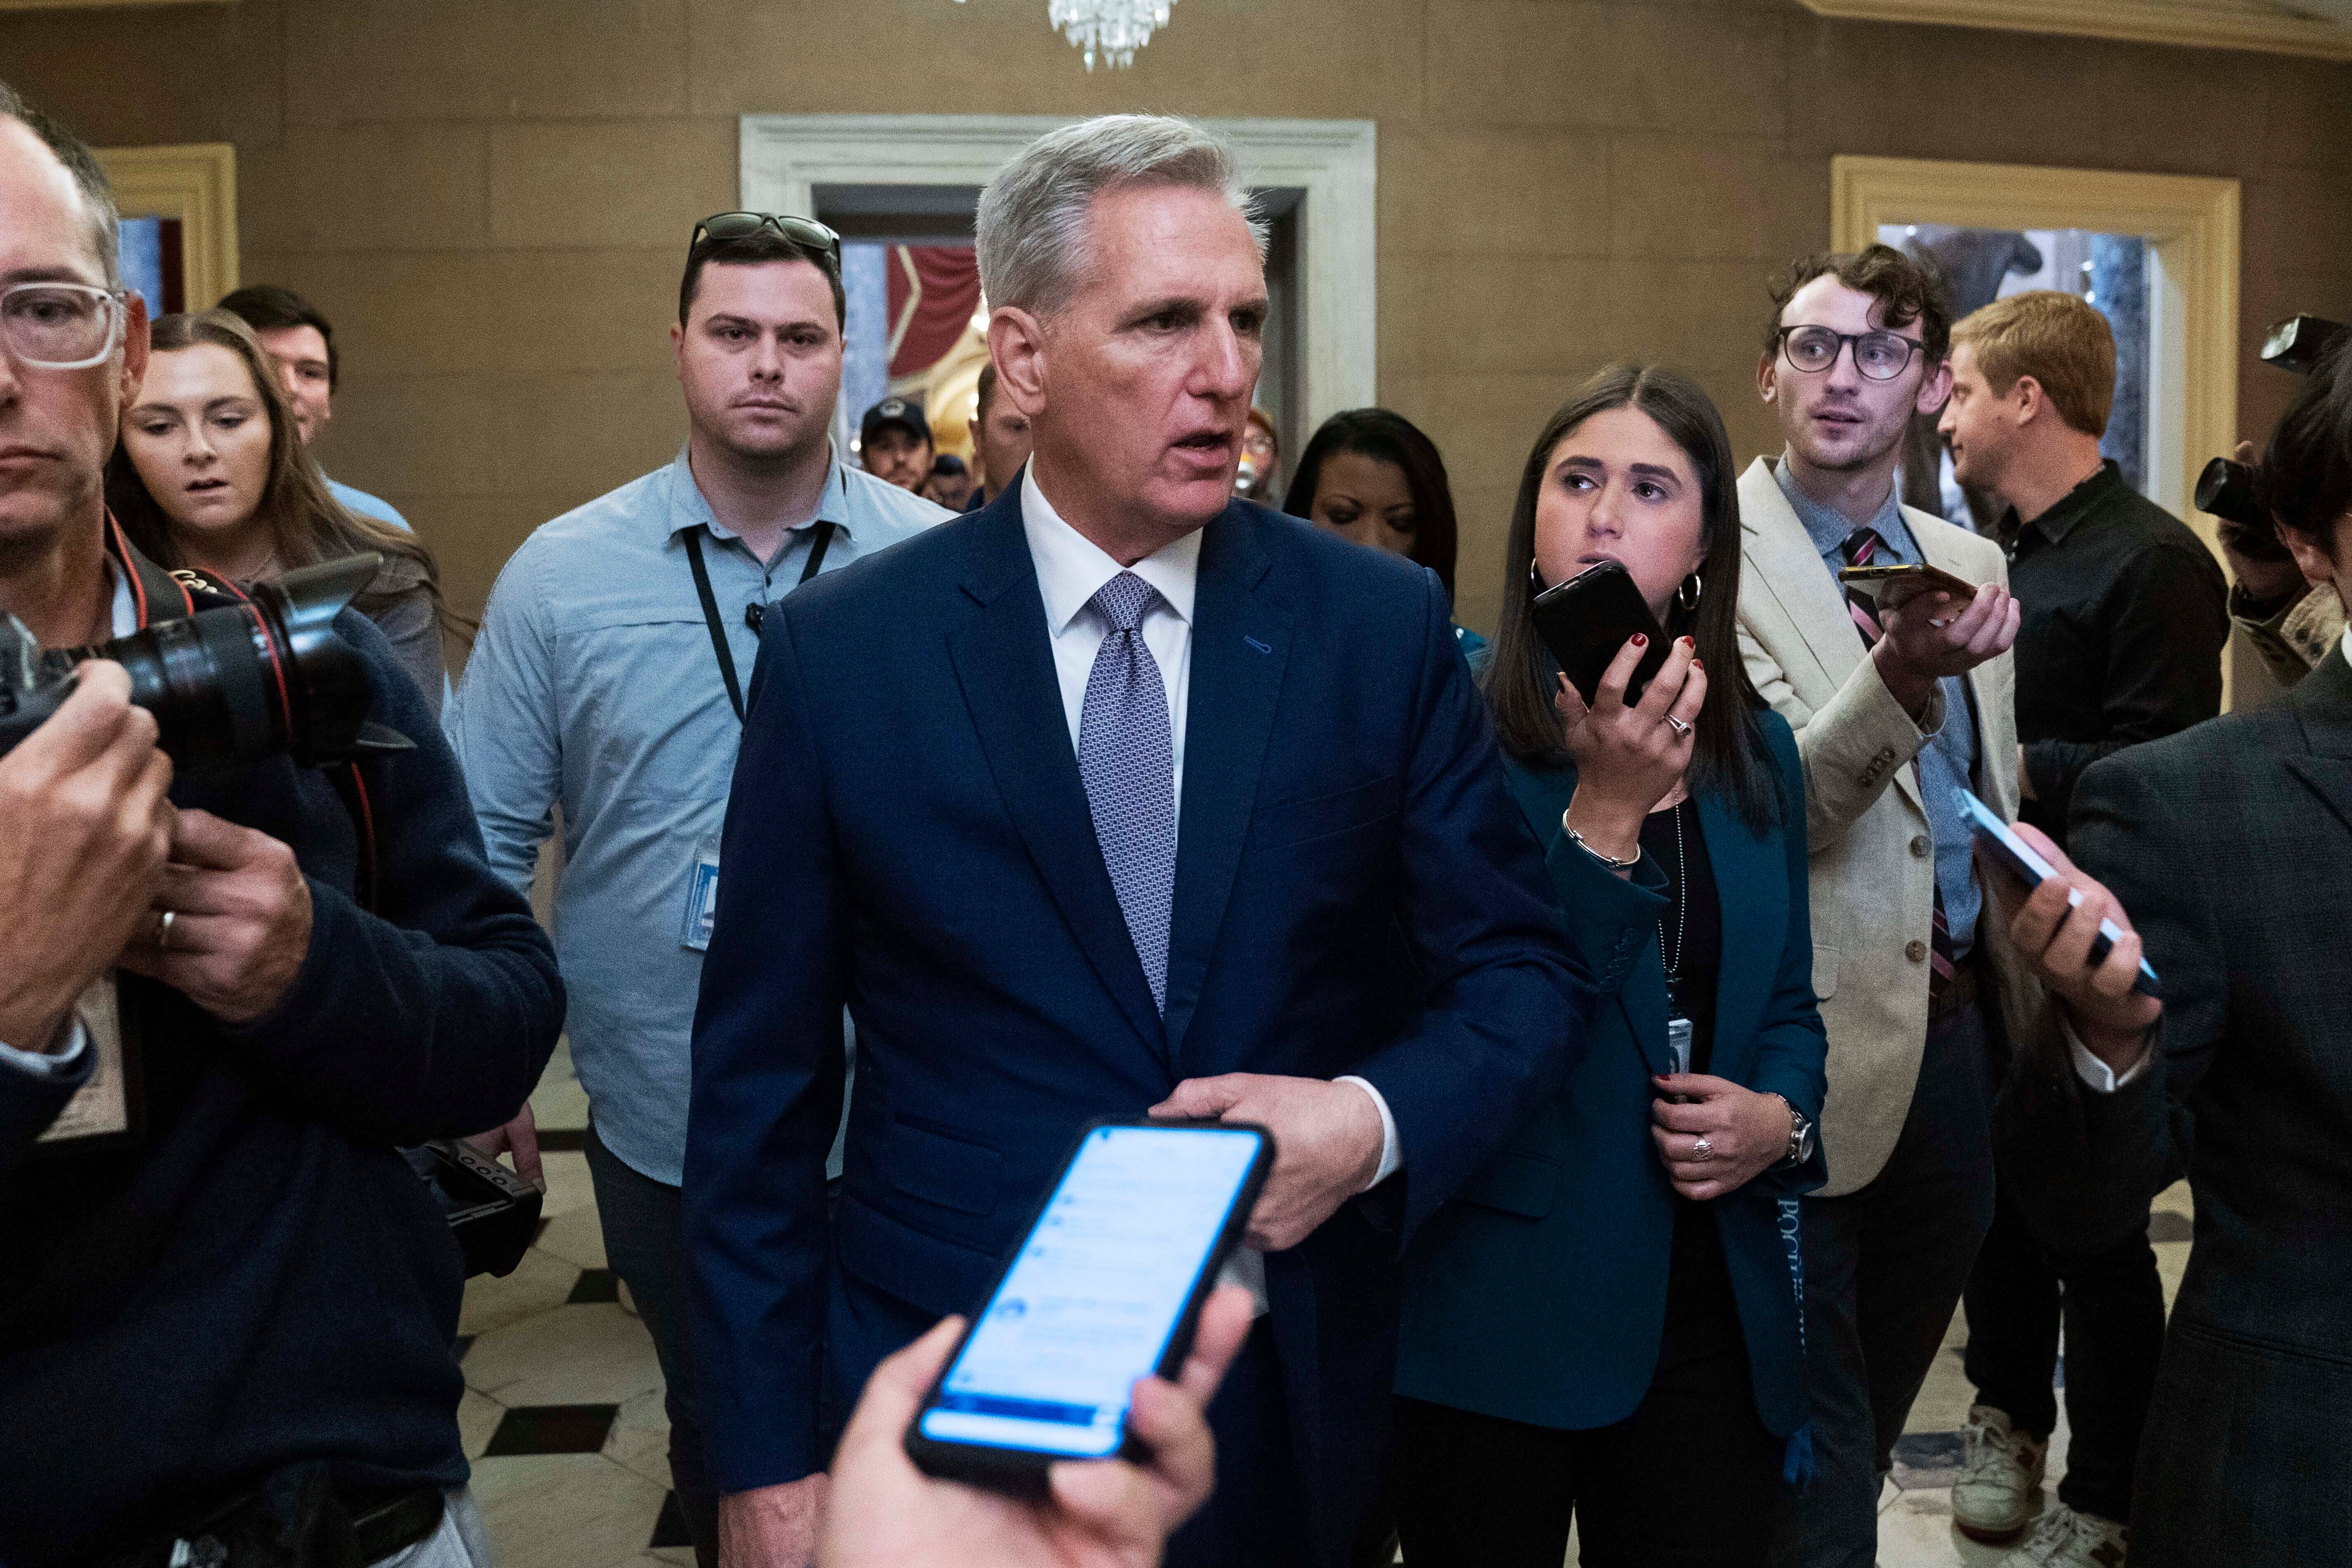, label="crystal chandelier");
[1048,0,1176,70]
